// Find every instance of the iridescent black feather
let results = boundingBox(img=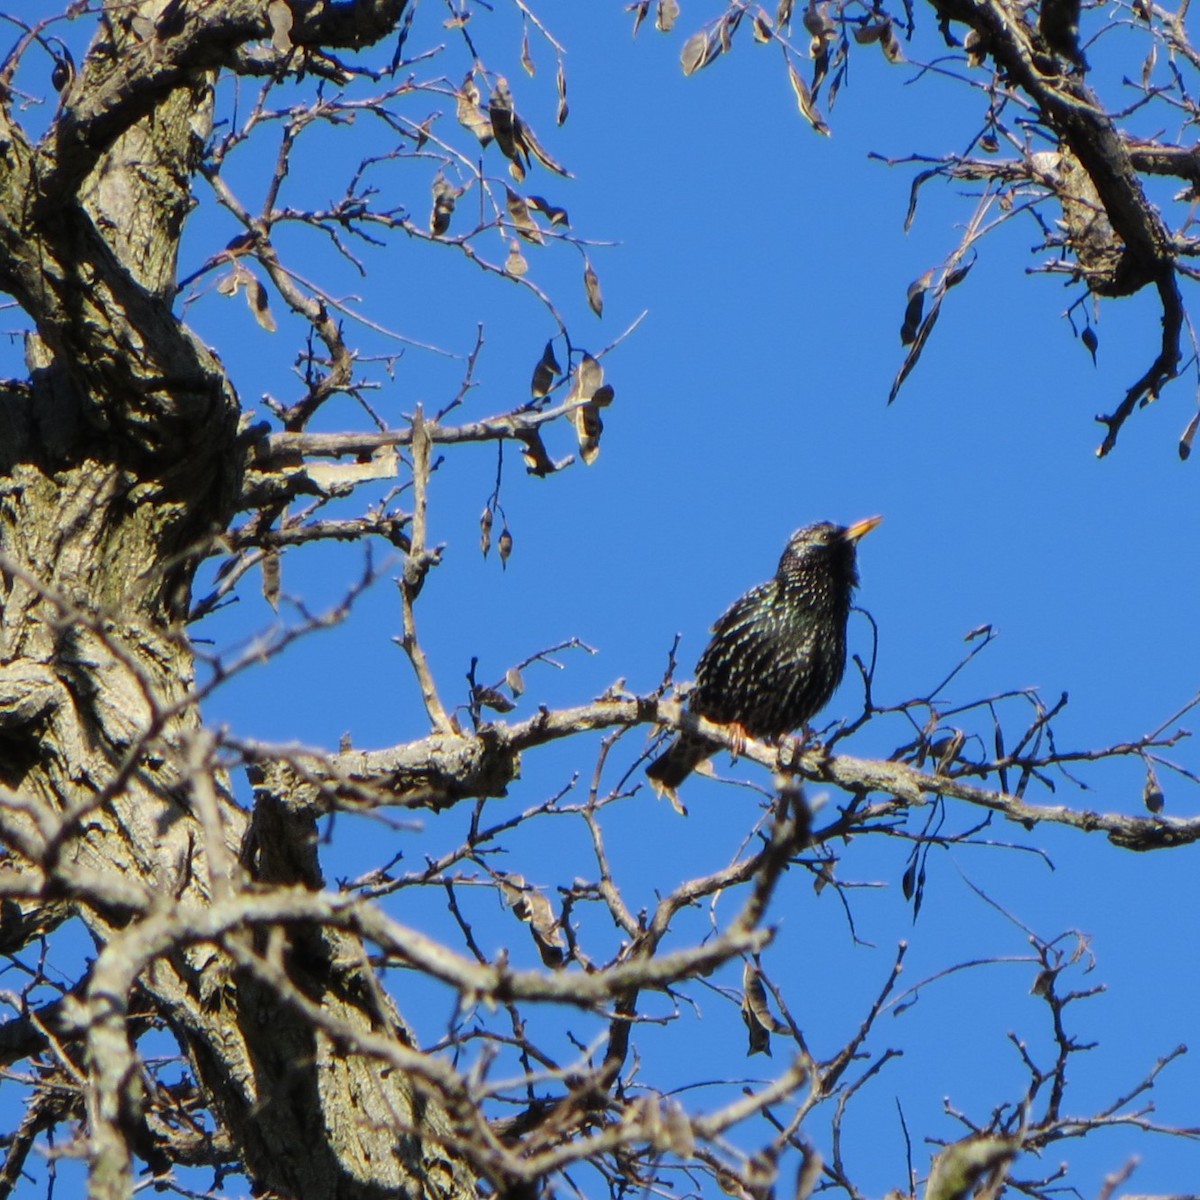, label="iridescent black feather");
[647,519,879,794]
